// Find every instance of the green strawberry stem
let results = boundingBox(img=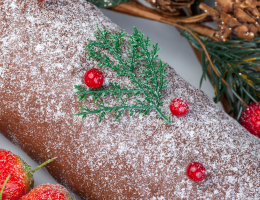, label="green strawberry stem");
[0,173,11,200]
[72,194,76,200]
[31,157,57,173]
